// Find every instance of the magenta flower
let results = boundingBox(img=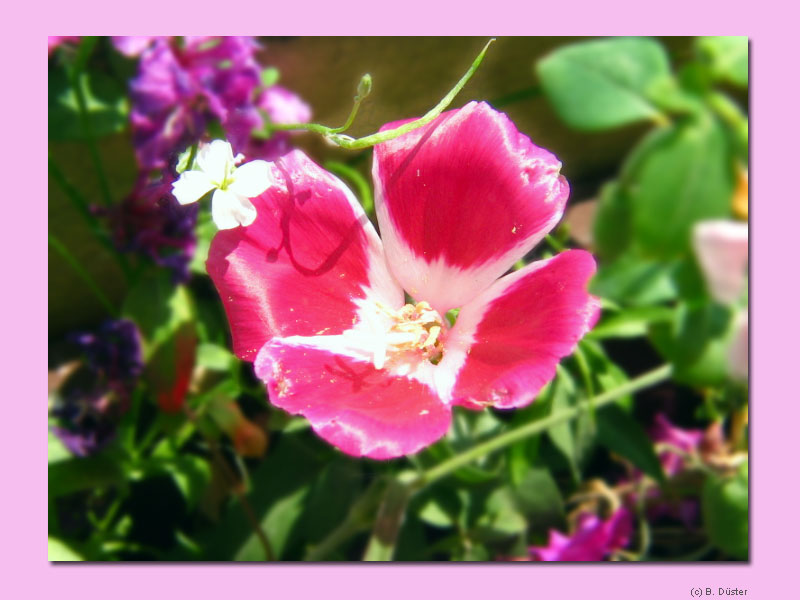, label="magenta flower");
[651,414,704,477]
[528,508,633,561]
[207,102,599,459]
